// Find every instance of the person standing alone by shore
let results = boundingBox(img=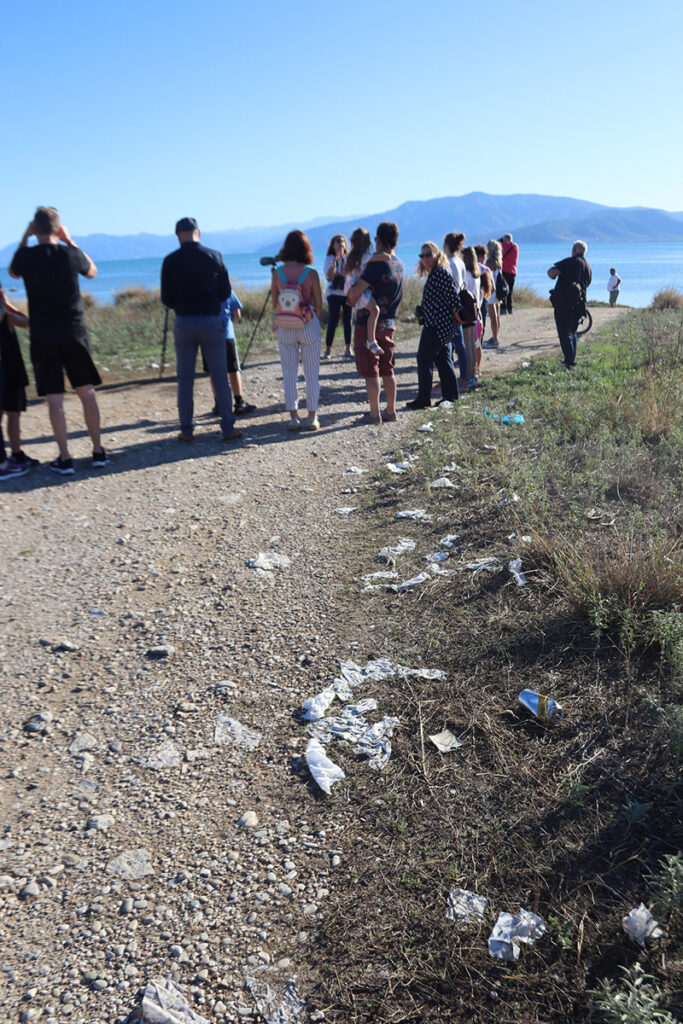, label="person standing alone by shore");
[161,217,241,444]
[607,268,621,306]
[9,207,108,474]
